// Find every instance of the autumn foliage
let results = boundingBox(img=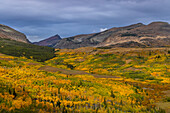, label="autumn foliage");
[0,47,169,112]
